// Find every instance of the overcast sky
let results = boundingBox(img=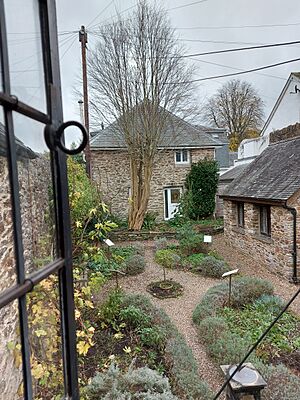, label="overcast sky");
[5,0,300,150]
